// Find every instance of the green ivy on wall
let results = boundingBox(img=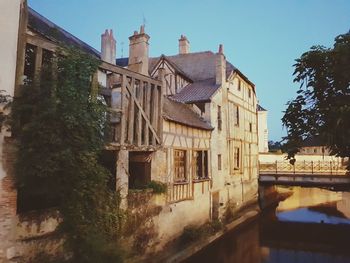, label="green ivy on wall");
[12,47,123,262]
